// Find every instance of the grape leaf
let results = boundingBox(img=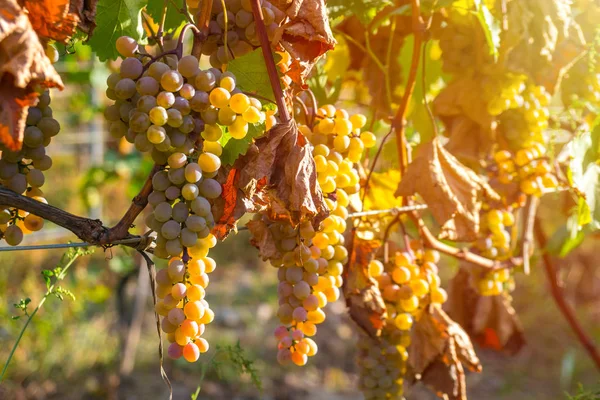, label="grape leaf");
[227,49,275,101]
[87,0,147,60]
[396,138,499,241]
[219,123,265,166]
[146,0,185,32]
[0,0,64,151]
[327,0,393,25]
